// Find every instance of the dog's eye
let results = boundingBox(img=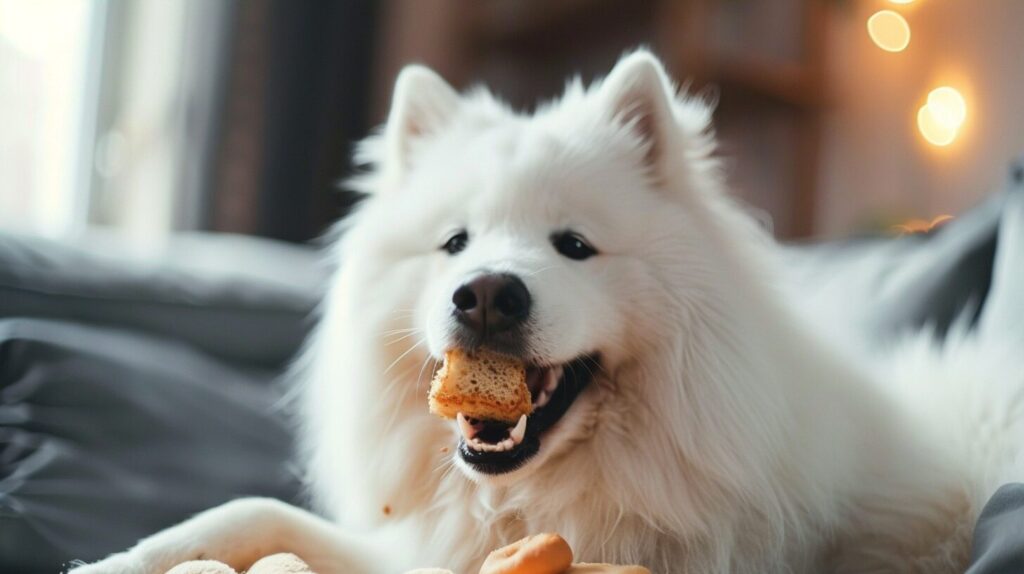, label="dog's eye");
[441,231,469,255]
[552,231,597,261]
